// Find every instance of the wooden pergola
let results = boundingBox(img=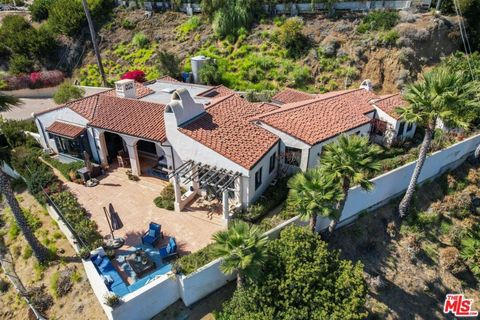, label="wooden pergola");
[169,160,242,218]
